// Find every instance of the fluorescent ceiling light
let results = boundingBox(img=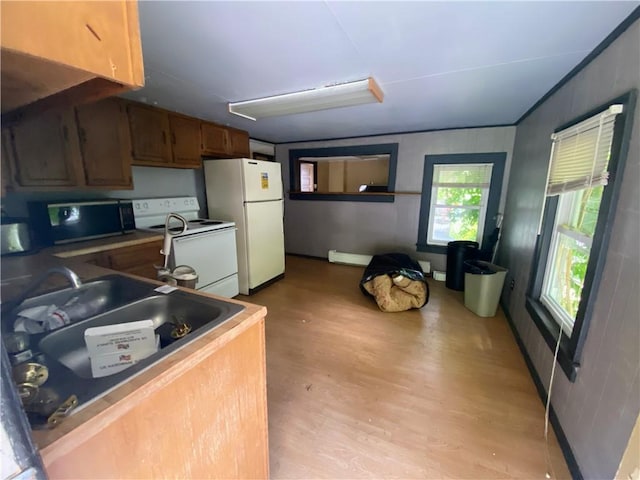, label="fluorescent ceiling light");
[228,77,383,121]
